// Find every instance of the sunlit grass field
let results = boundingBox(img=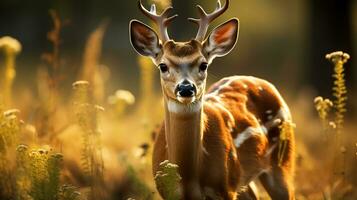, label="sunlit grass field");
[0,3,356,200]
